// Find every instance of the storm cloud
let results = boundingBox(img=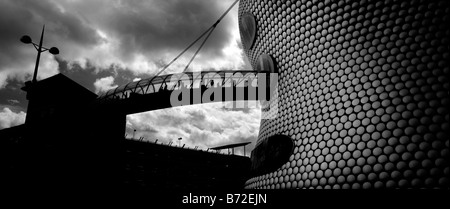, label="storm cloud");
[0,0,259,152]
[126,101,261,154]
[0,0,246,90]
[0,106,26,129]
